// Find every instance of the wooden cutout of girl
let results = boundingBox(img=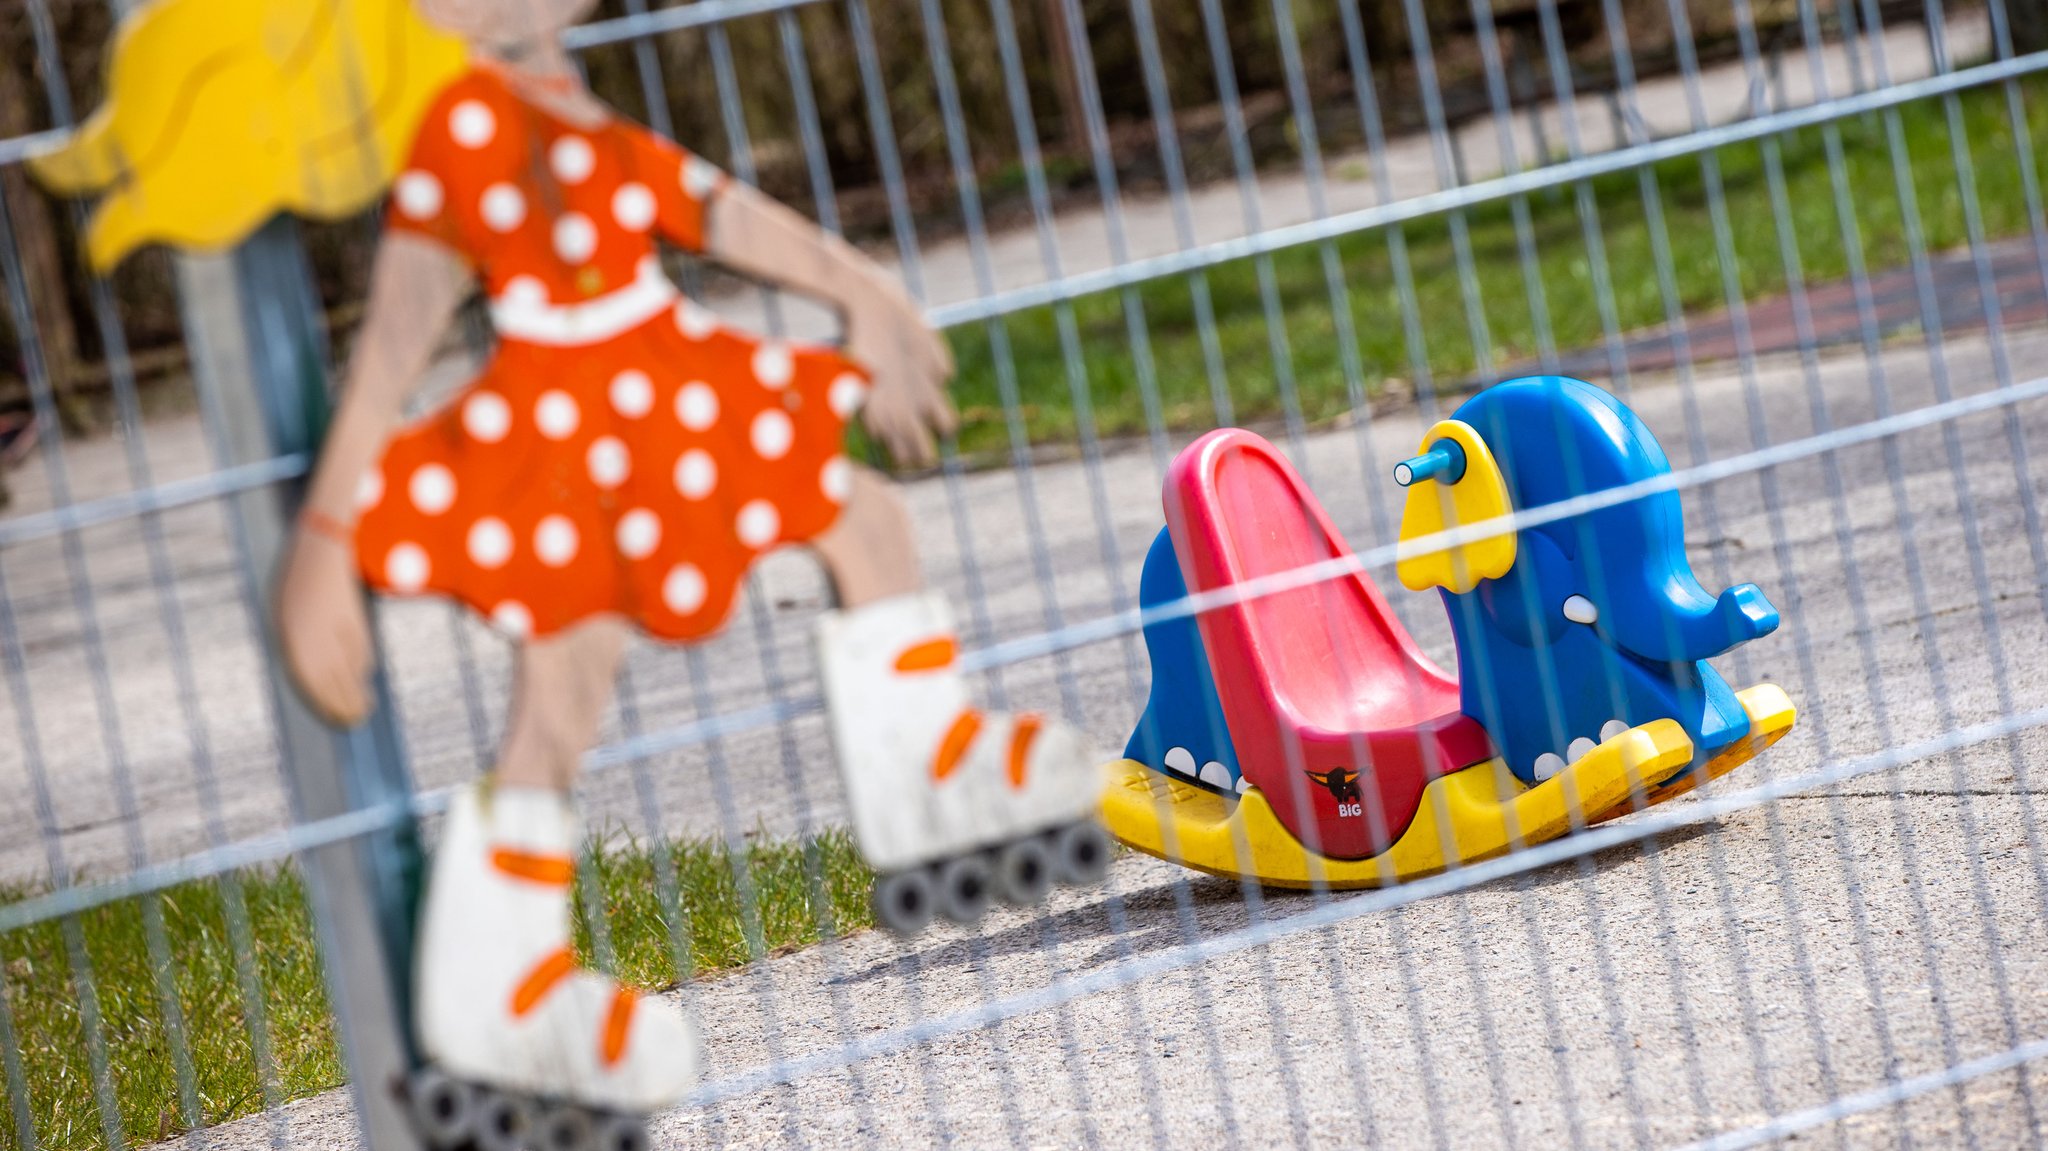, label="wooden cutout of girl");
[272,0,1089,1114]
